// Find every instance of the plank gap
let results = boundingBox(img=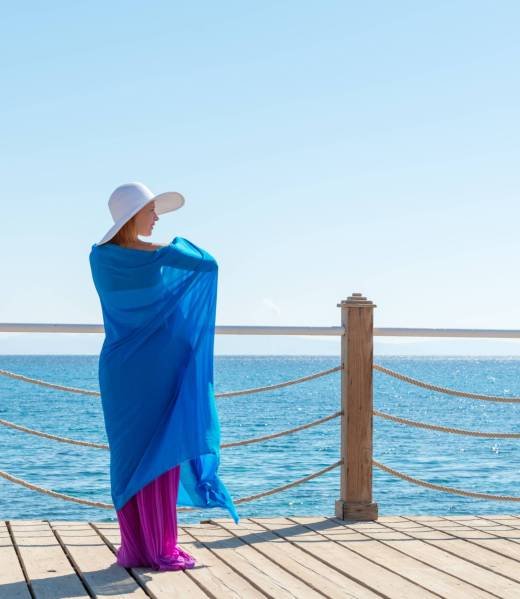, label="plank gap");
[289,517,441,598]
[88,522,155,598]
[5,520,34,599]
